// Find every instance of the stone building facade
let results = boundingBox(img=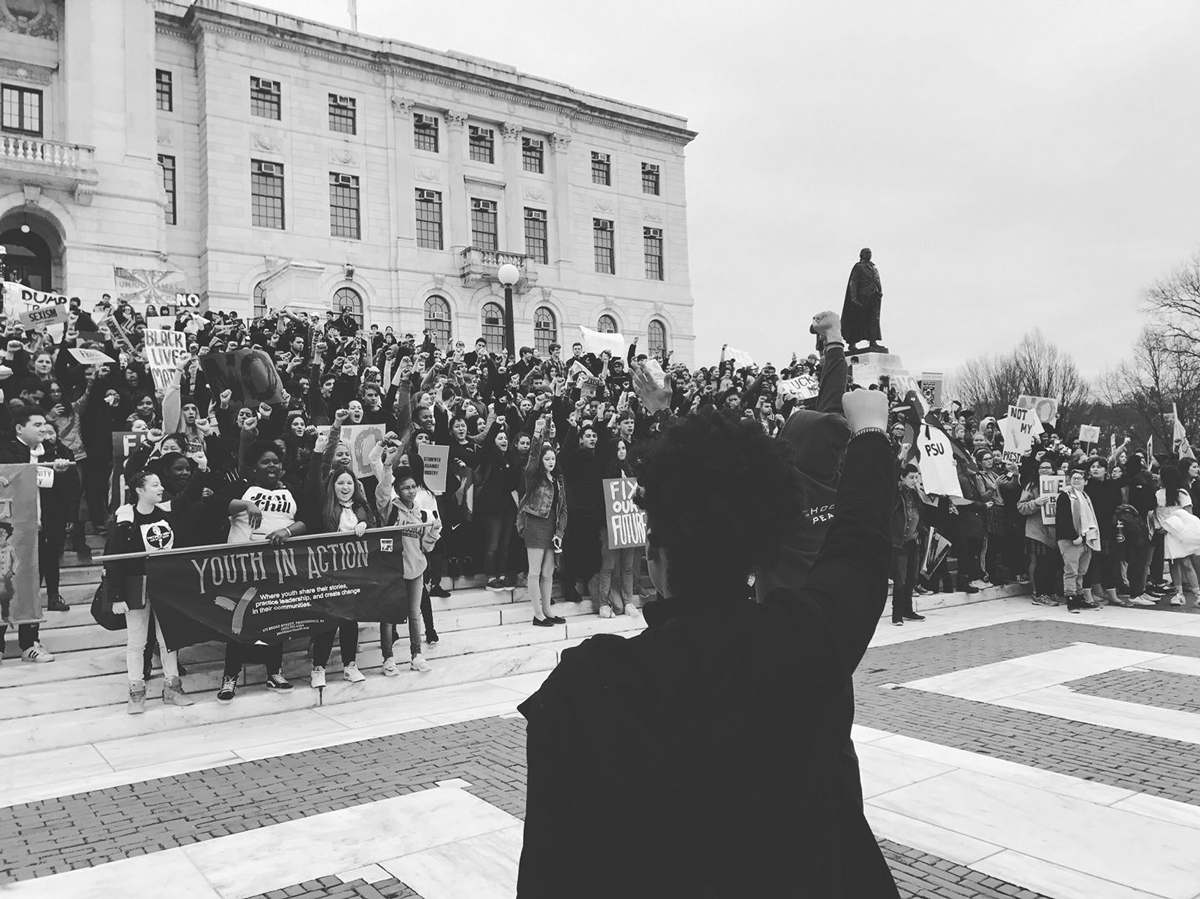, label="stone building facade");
[0,0,697,362]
